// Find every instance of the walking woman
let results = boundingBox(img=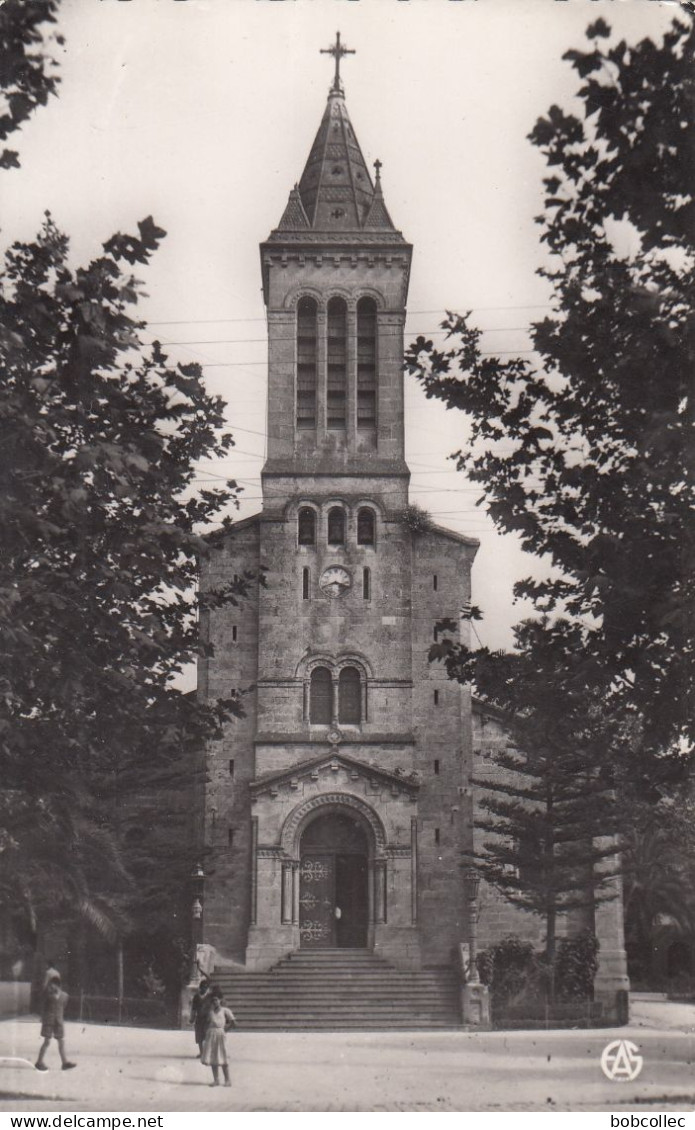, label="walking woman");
[201,991,236,1087]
